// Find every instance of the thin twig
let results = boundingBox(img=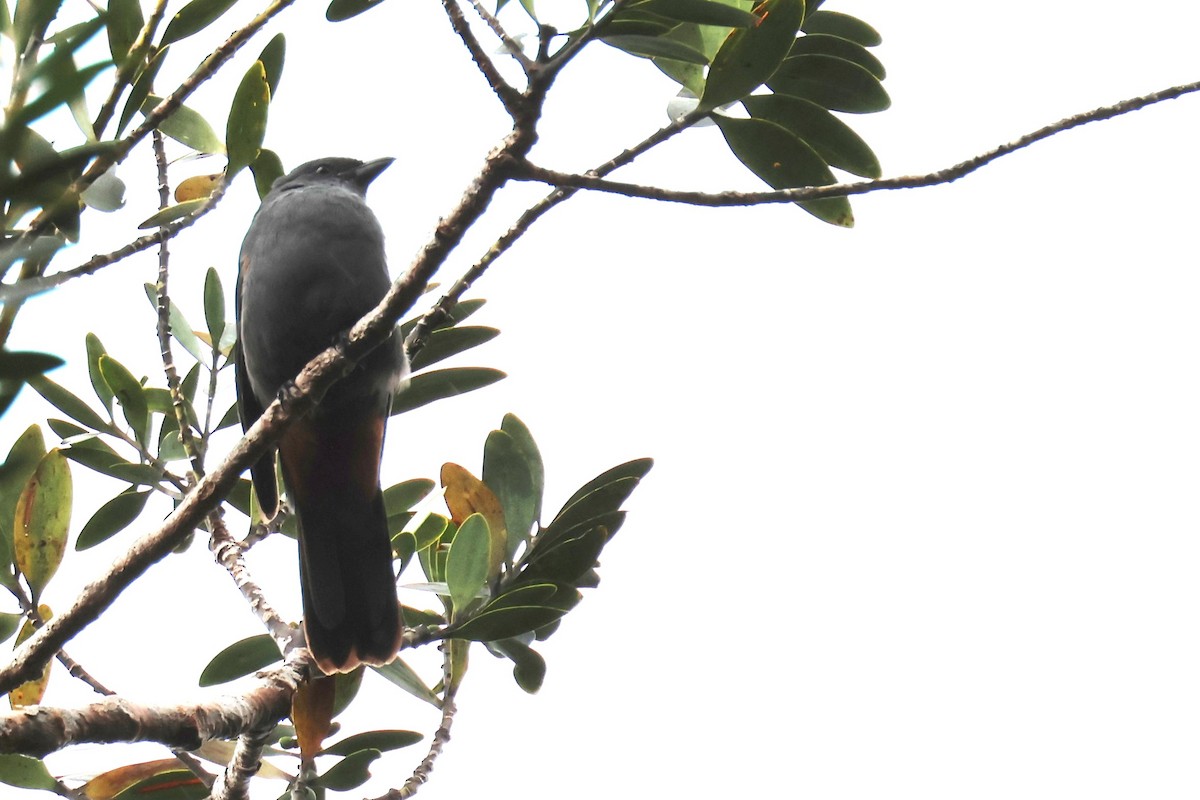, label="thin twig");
[208,517,298,652]
[407,110,700,352]
[375,642,460,800]
[466,0,534,73]
[15,0,295,247]
[0,179,229,303]
[444,0,524,113]
[514,79,1200,207]
[151,131,206,486]
[12,585,114,698]
[91,0,170,137]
